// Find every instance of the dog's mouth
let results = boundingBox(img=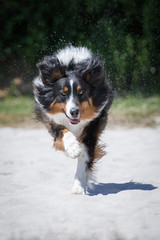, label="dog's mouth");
[68,117,81,125]
[62,109,81,125]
